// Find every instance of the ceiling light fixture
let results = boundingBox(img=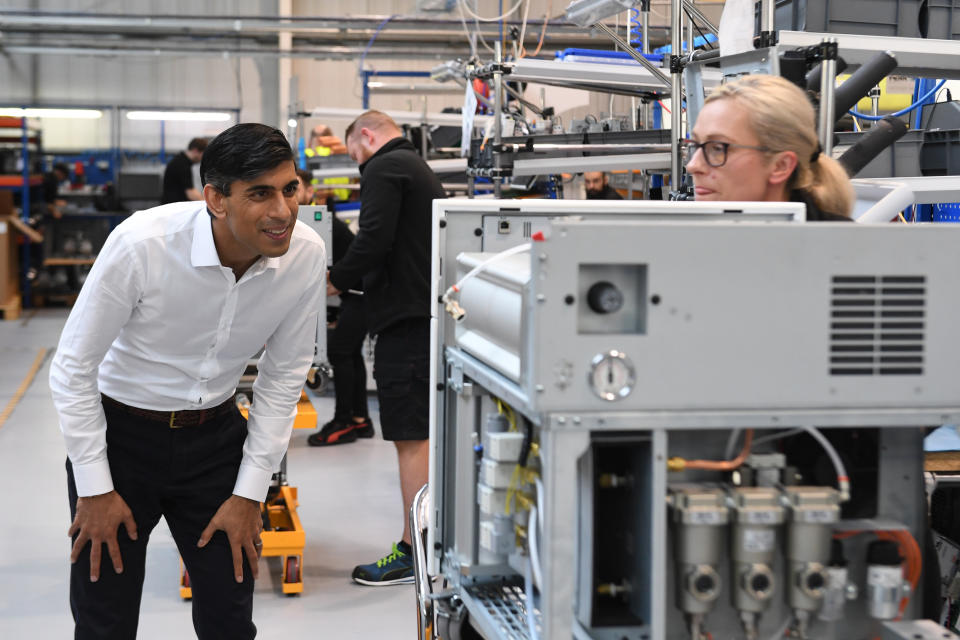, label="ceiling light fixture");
[125,111,232,122]
[0,107,103,119]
